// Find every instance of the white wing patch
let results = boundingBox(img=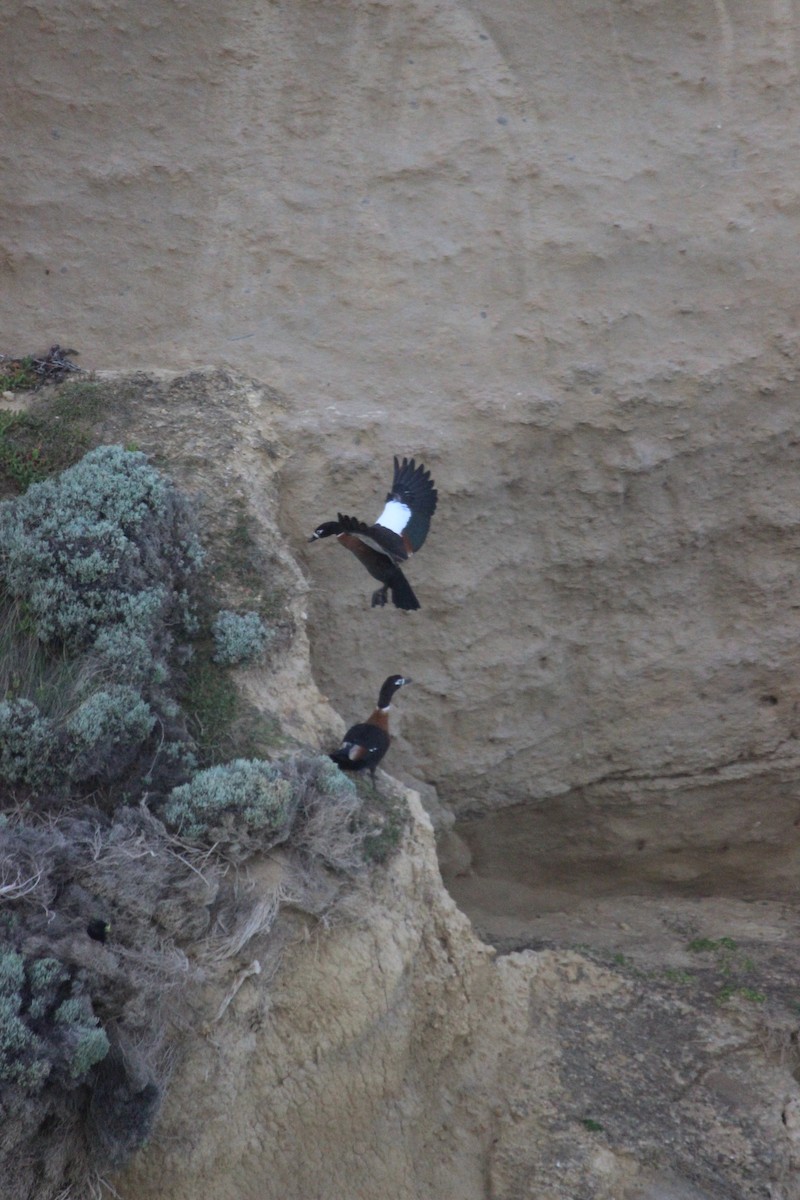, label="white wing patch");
[376,499,410,535]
